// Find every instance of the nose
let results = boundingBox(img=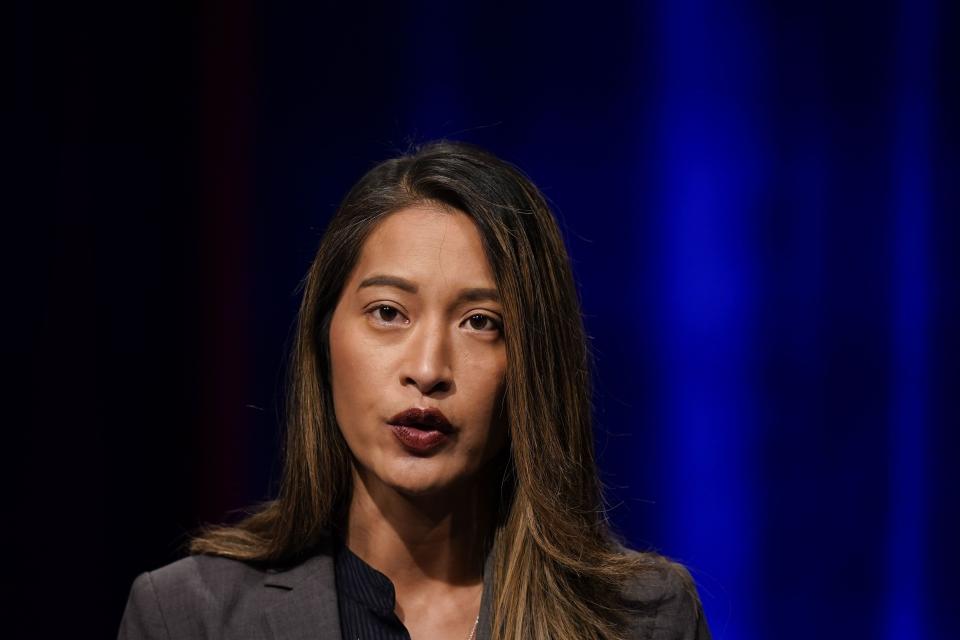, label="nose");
[400,318,453,396]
